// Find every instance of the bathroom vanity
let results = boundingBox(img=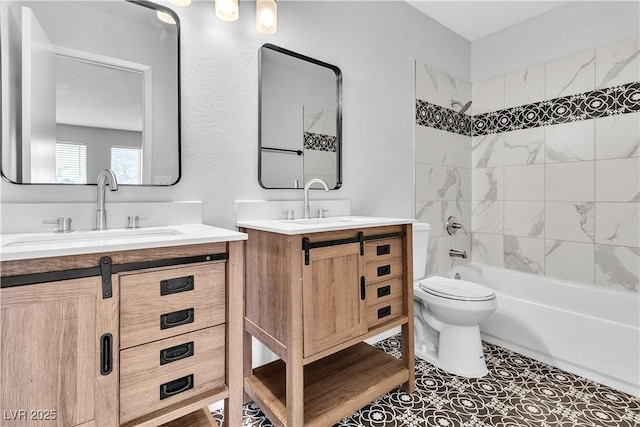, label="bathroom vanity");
[0,225,246,427]
[237,217,414,427]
